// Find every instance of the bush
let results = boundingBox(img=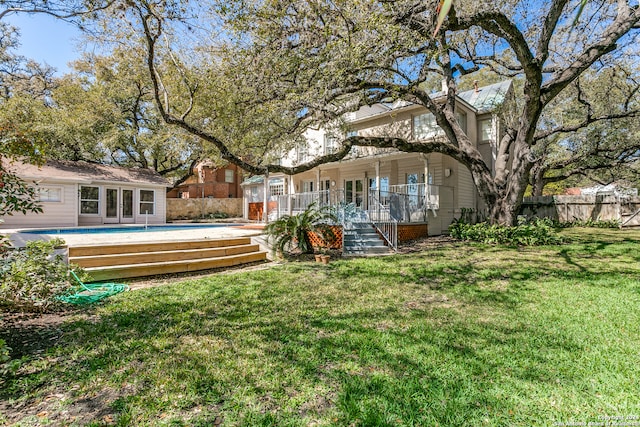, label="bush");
[449,218,563,246]
[0,238,74,312]
[208,211,229,219]
[553,218,621,229]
